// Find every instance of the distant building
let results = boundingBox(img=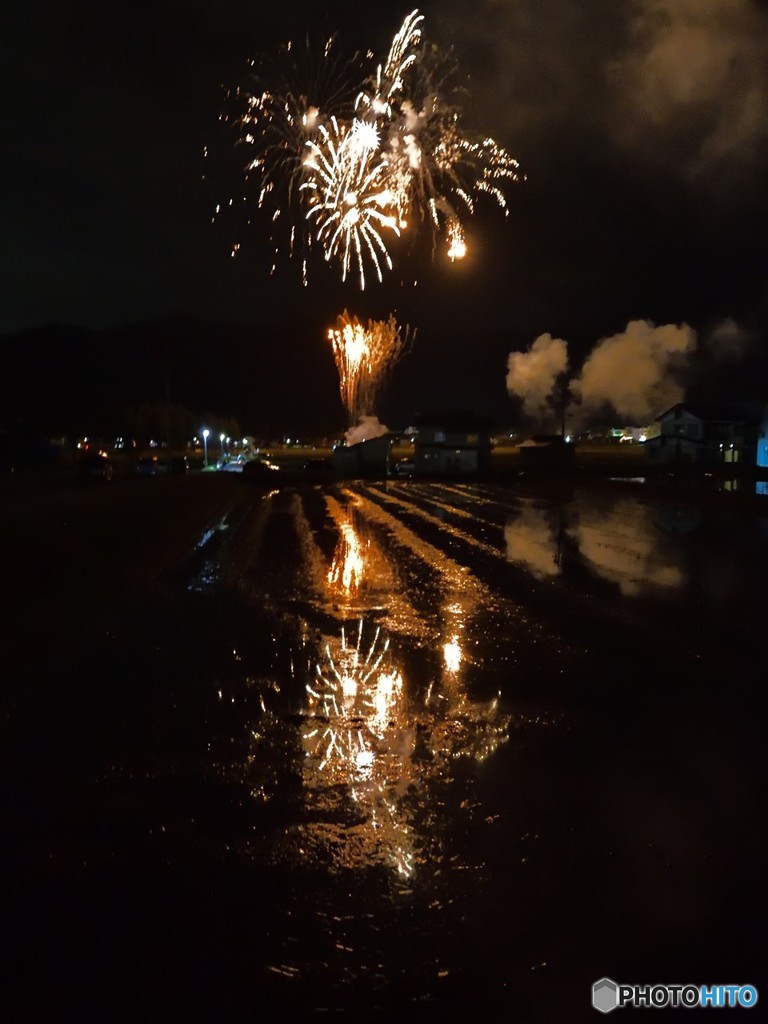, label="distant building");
[333,433,394,478]
[645,402,768,467]
[411,411,492,476]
